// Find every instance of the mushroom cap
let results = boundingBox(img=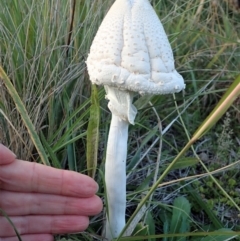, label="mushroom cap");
[86,0,185,95]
